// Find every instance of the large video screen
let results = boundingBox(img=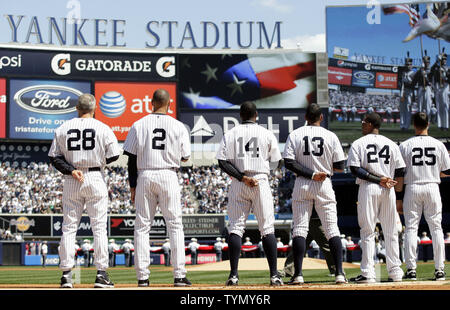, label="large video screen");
[326,2,450,143]
[178,52,318,144]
